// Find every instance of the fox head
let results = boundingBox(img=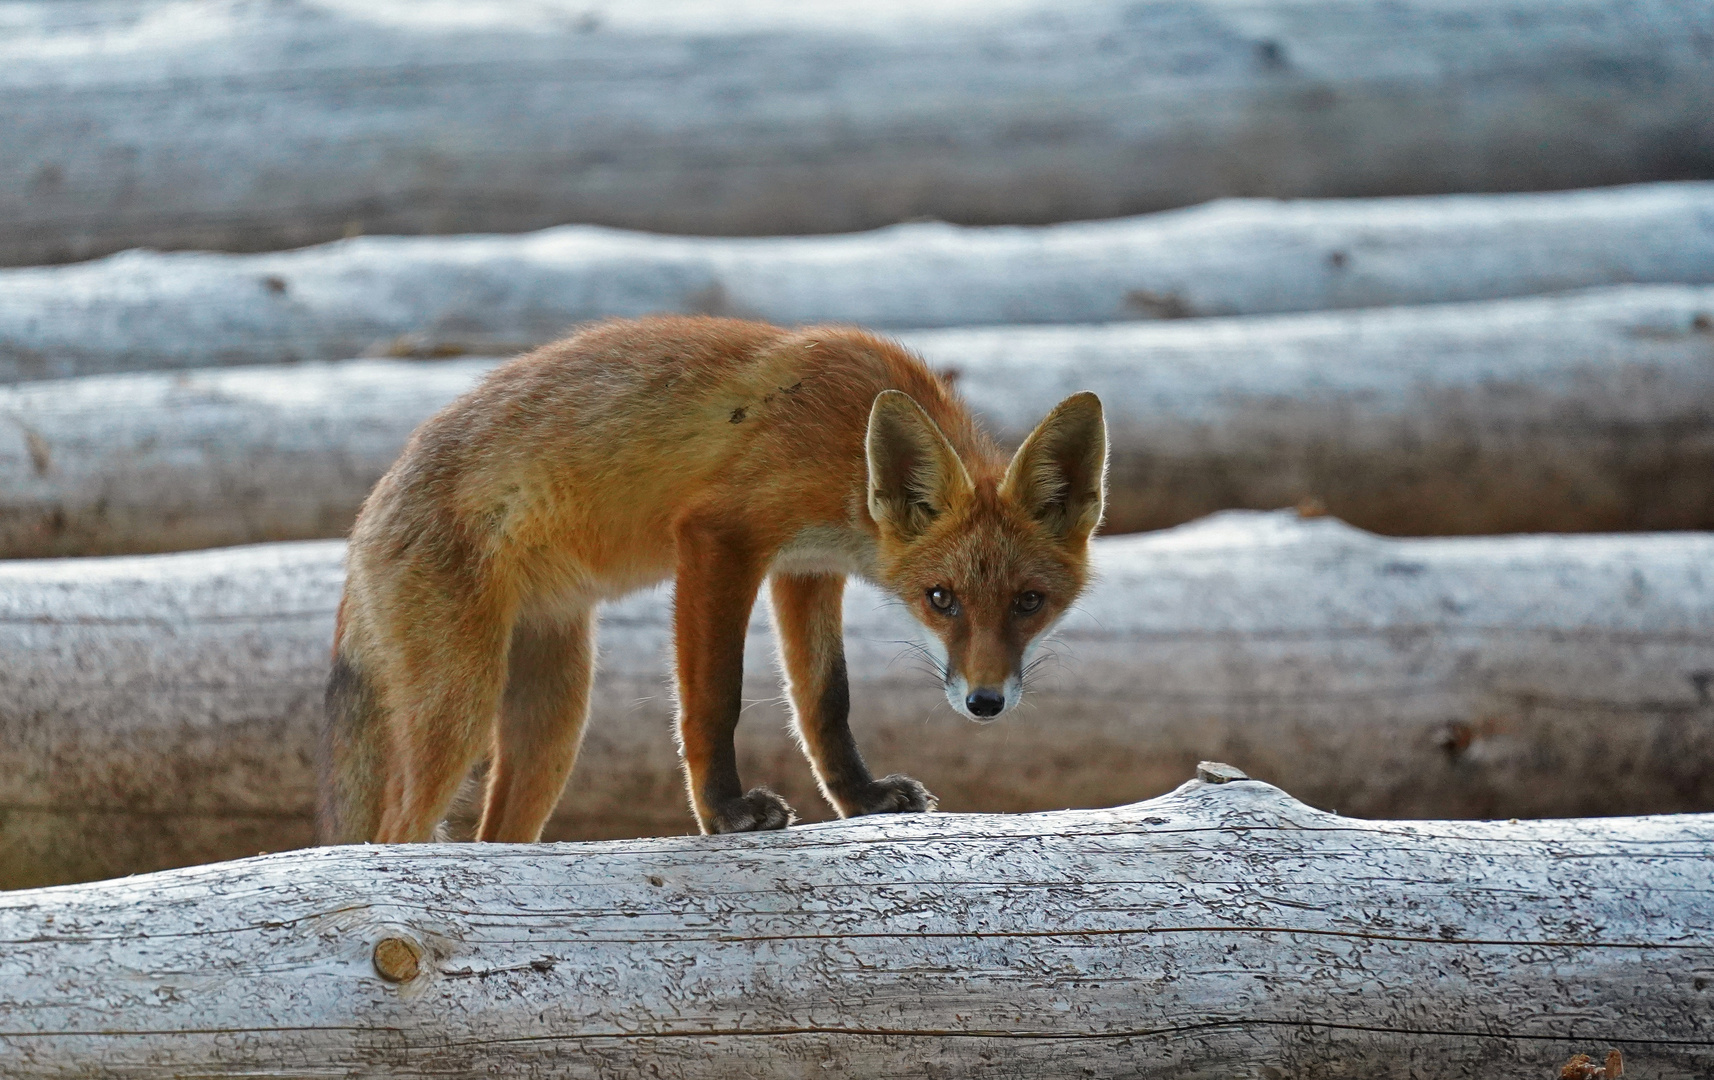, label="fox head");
[866,389,1107,721]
